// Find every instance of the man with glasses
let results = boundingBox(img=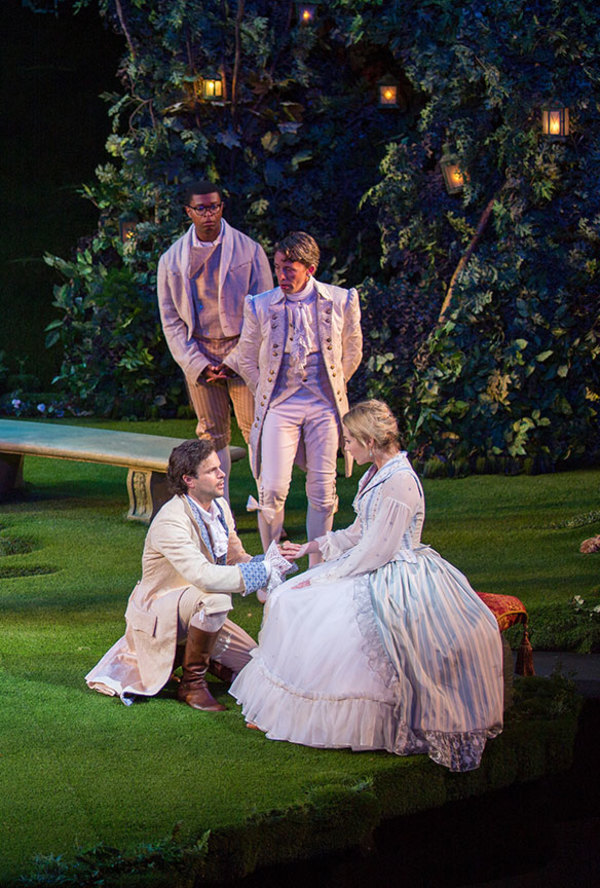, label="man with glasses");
[157,180,273,499]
